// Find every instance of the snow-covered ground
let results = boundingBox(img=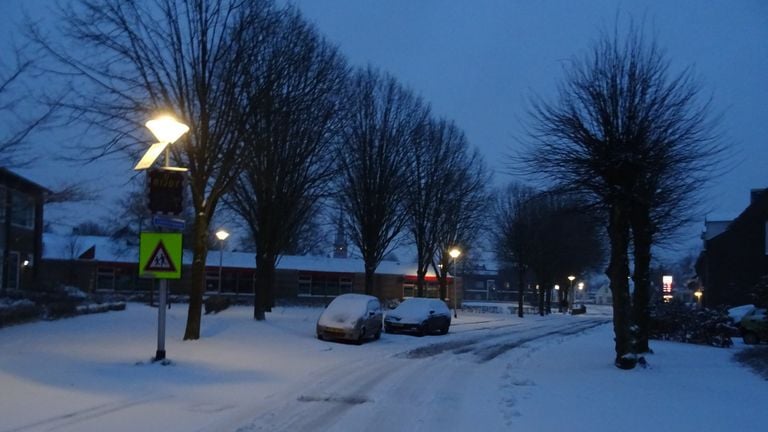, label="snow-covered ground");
[0,303,765,431]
